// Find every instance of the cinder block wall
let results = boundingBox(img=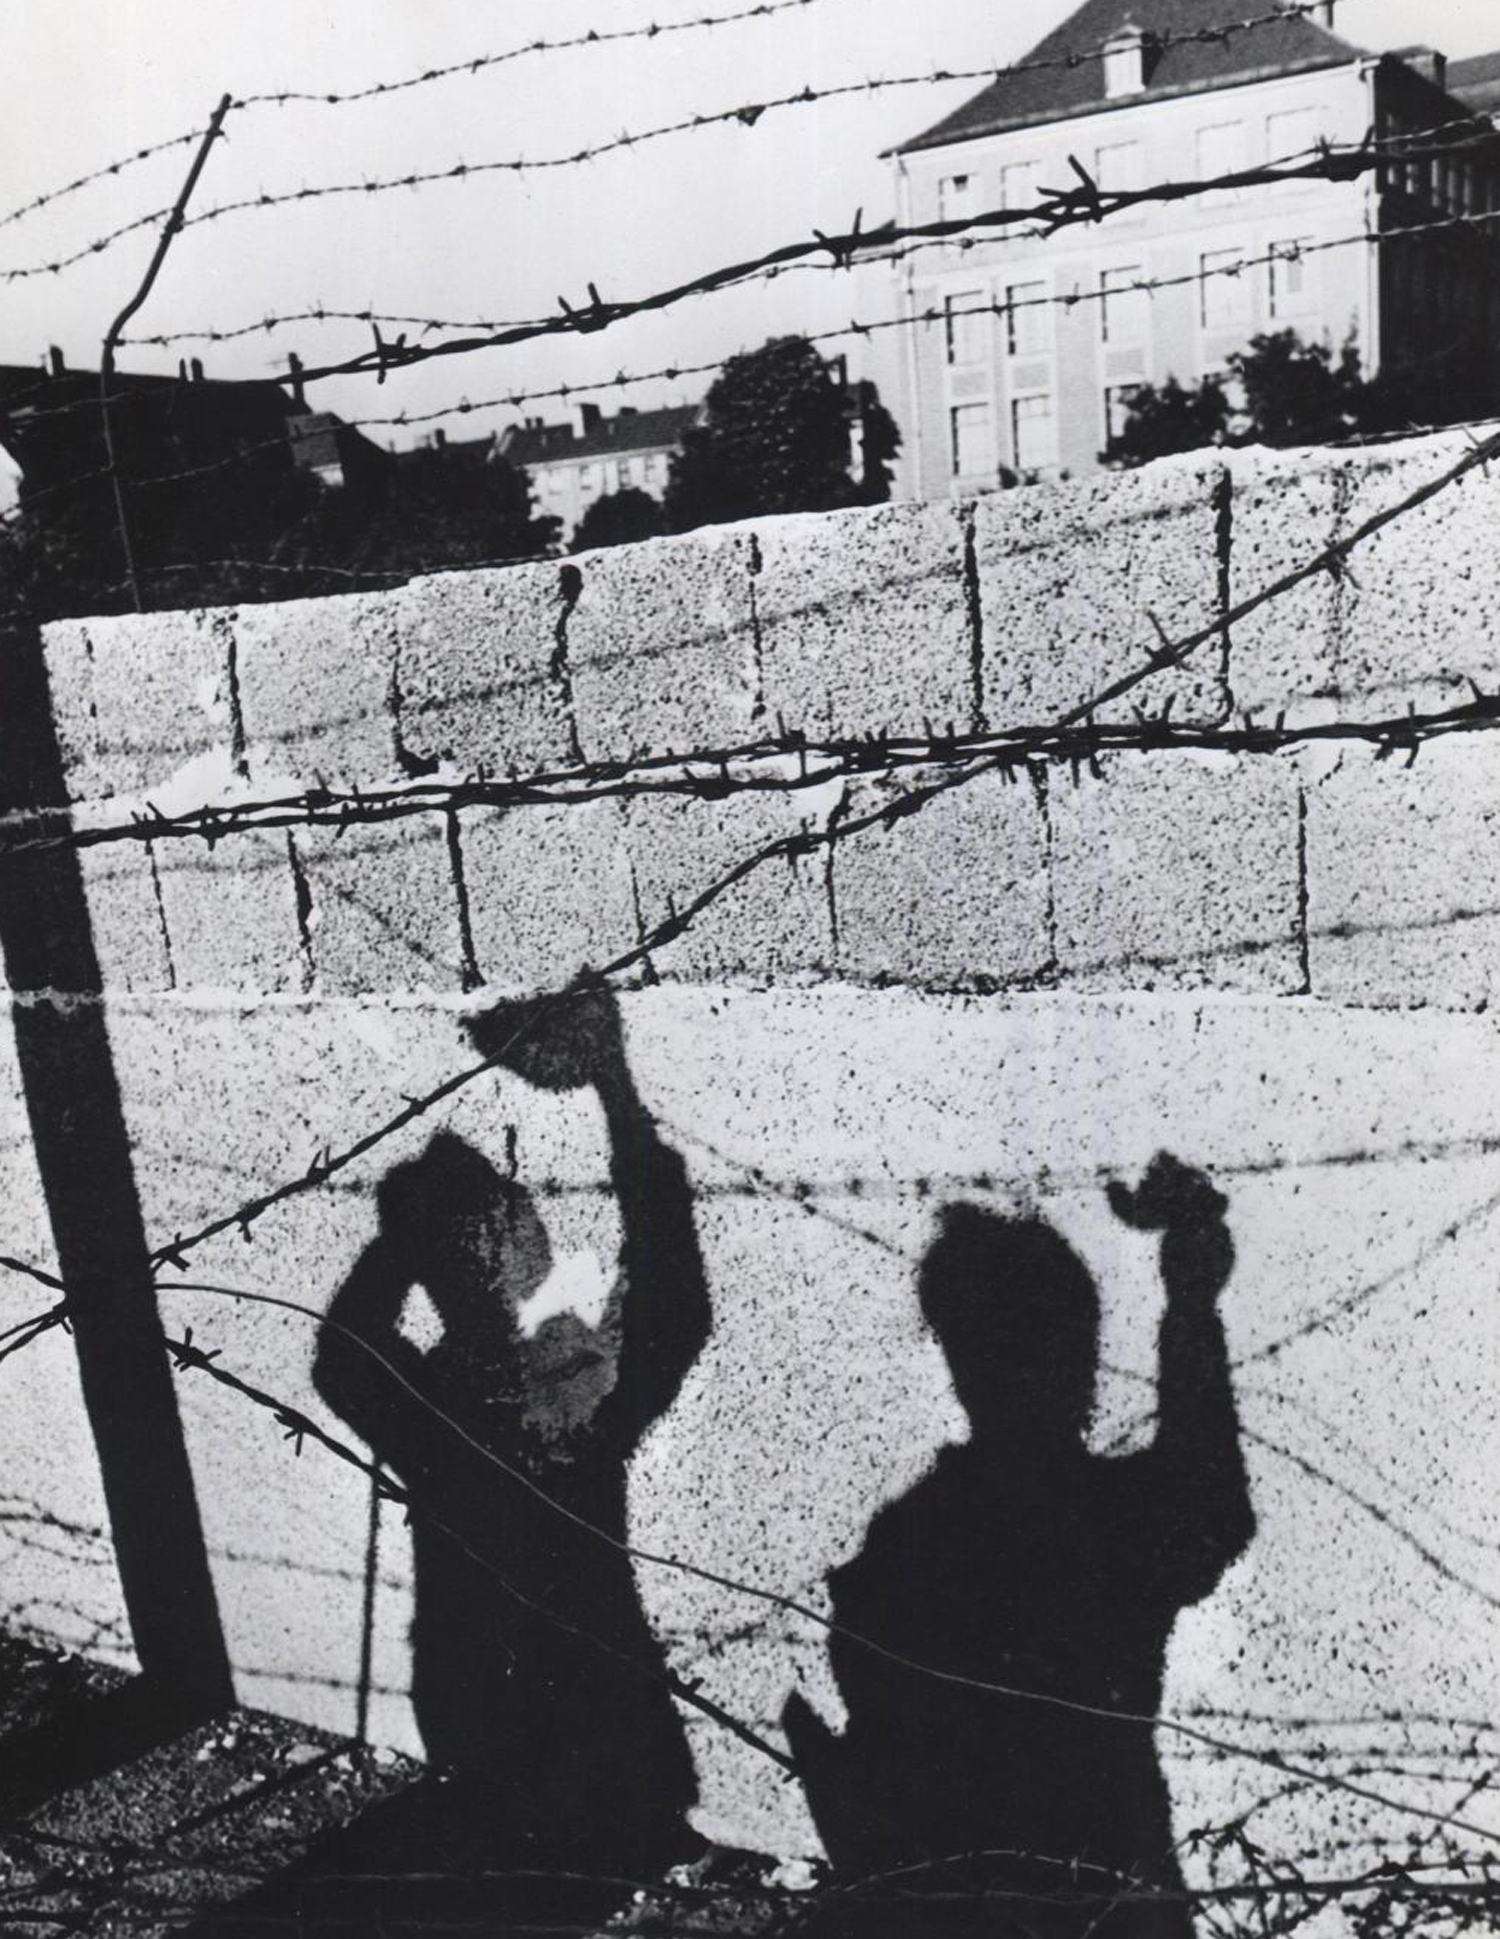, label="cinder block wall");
[5,431,1500,1874]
